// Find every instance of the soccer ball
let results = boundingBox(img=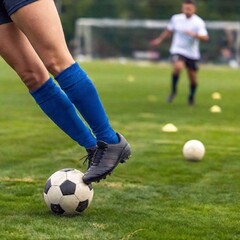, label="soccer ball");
[182,140,205,161]
[43,168,94,215]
